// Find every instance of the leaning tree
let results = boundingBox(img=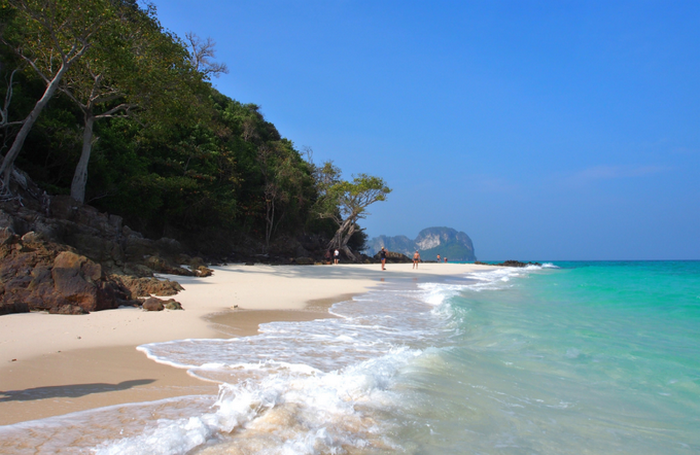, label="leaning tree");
[316,162,391,261]
[0,0,118,193]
